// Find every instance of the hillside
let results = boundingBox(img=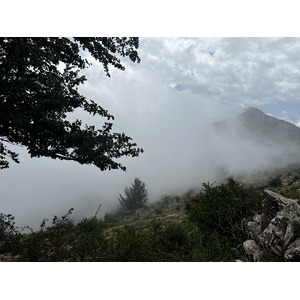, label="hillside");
[212,107,300,146]
[105,162,300,227]
[198,107,300,179]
